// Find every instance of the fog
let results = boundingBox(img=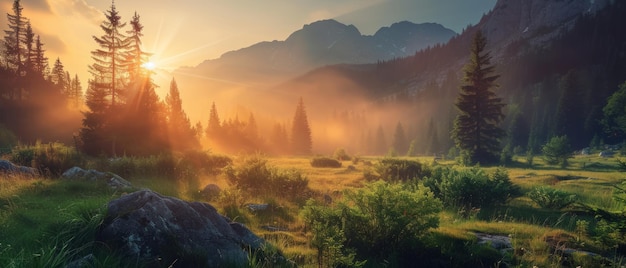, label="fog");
[160,64,453,156]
